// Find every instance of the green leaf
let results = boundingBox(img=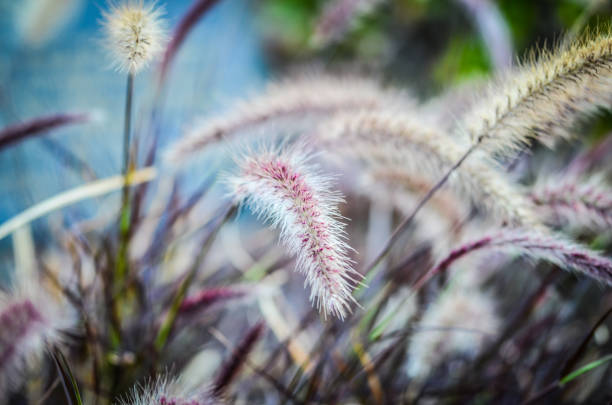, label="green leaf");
[560,353,612,386]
